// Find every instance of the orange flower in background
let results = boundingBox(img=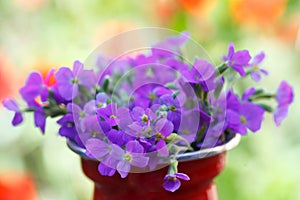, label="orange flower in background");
[0,52,20,103]
[0,172,37,200]
[229,0,287,27]
[93,20,138,45]
[276,14,300,46]
[154,0,180,25]
[13,0,48,11]
[0,57,57,104]
[92,20,138,56]
[177,0,218,18]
